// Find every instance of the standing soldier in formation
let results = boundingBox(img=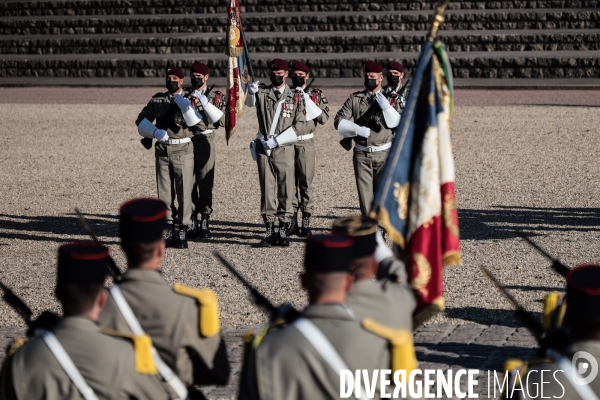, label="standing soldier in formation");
[238,235,393,399]
[334,61,403,216]
[383,60,409,110]
[136,65,201,249]
[0,242,169,400]
[99,198,230,399]
[246,59,305,247]
[187,62,226,240]
[504,264,600,399]
[288,60,330,237]
[332,215,417,332]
